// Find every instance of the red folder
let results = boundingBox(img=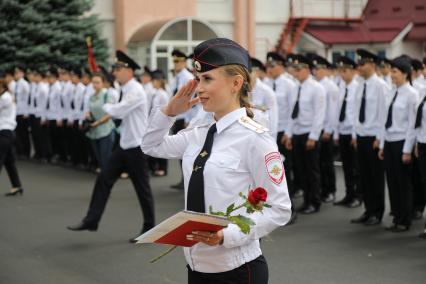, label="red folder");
[135,211,230,247]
